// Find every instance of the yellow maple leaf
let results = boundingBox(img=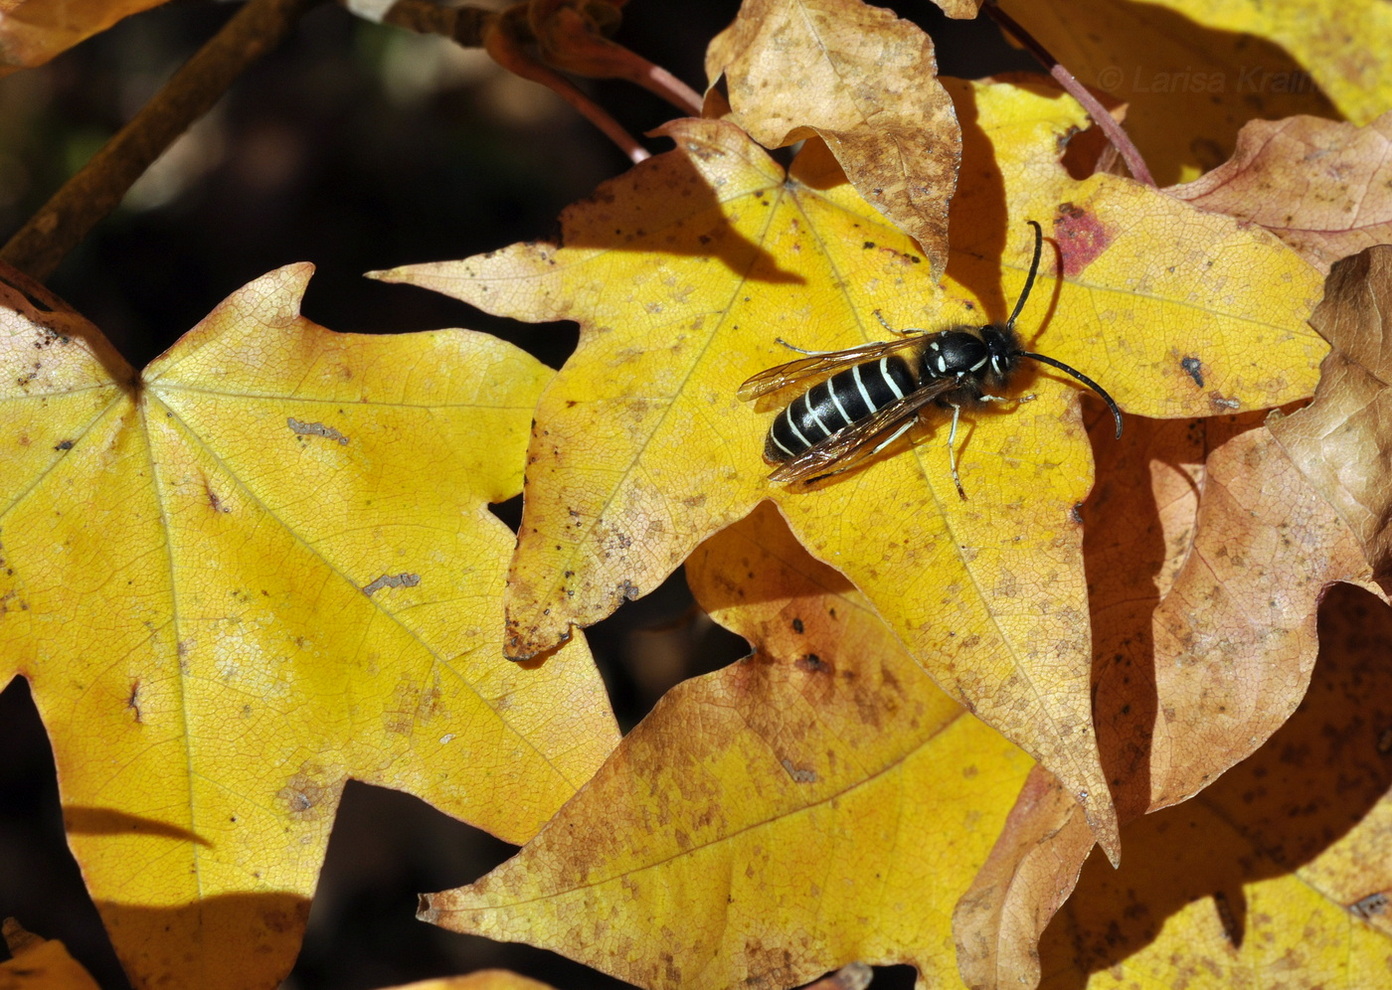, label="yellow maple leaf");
[377,76,1325,861]
[996,0,1365,184]
[421,502,1034,990]
[1154,0,1392,128]
[0,264,618,990]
